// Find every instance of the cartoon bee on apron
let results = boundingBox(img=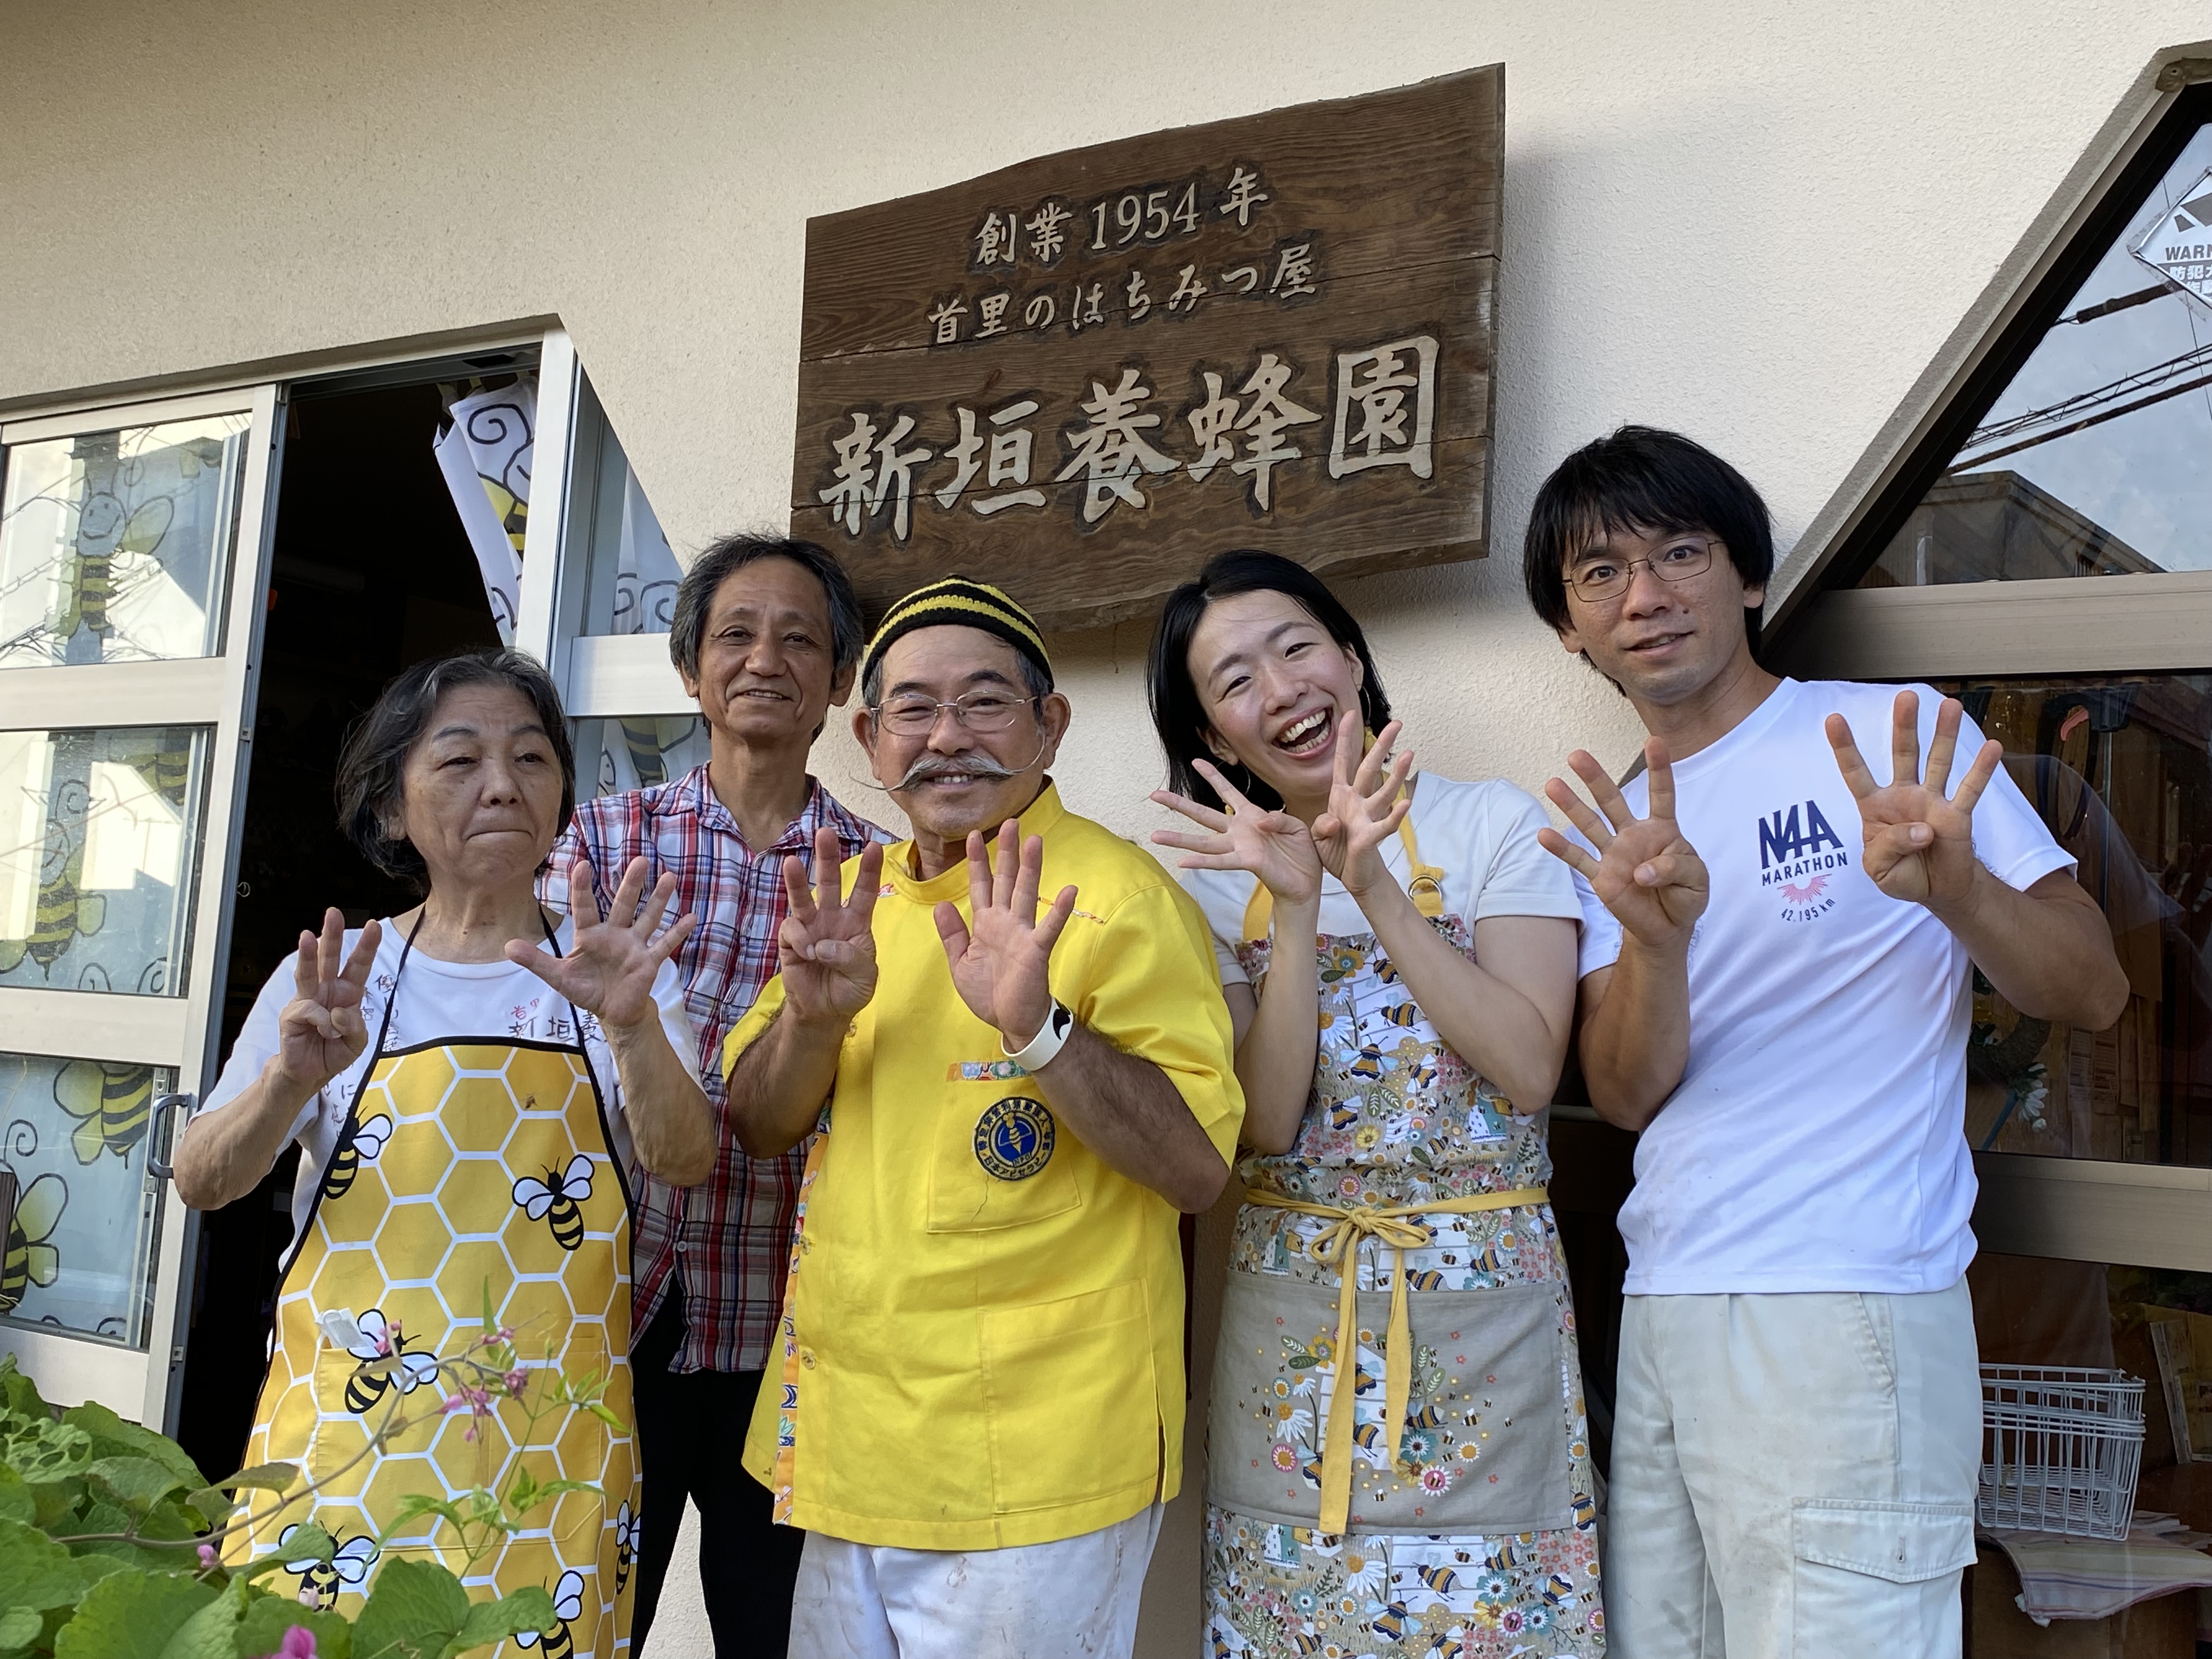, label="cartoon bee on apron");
[225,916,637,1655]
